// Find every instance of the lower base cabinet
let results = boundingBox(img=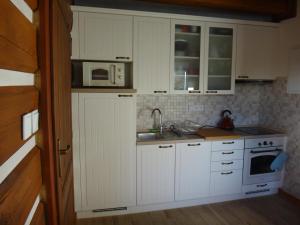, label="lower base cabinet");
[175,142,211,201]
[137,144,175,205]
